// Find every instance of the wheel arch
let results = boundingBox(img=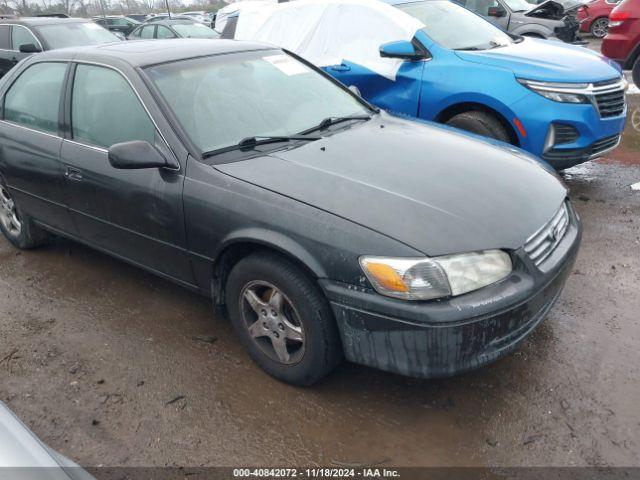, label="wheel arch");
[211,229,327,307]
[435,101,521,146]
